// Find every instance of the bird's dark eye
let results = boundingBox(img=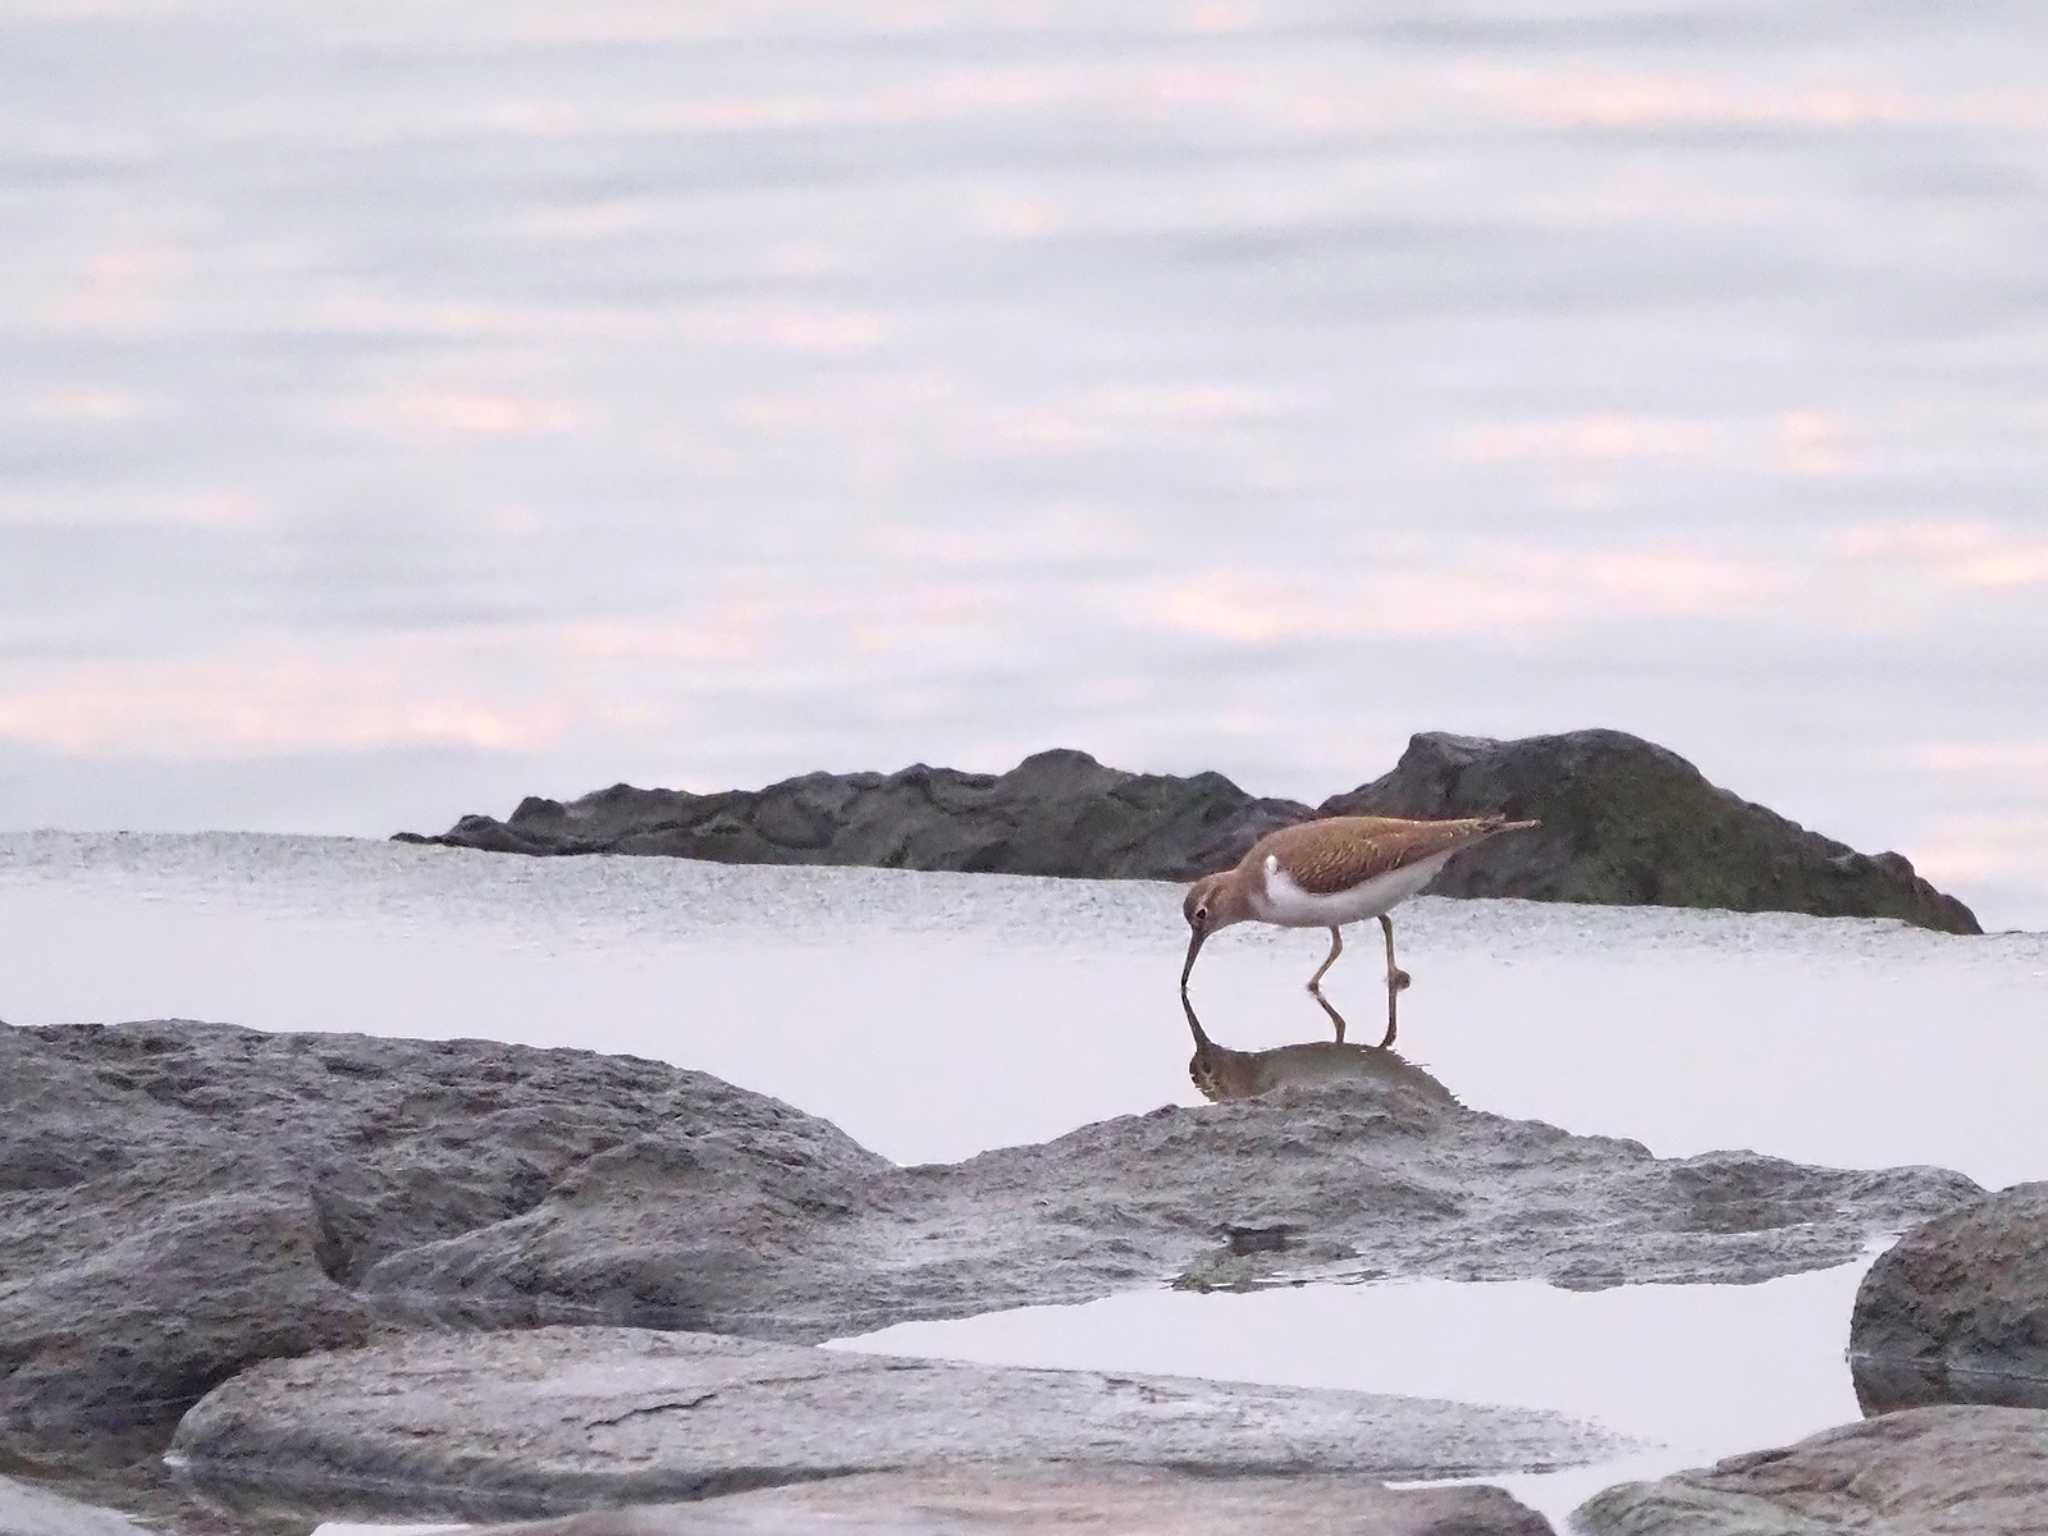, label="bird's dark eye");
[1194,905,1208,923]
